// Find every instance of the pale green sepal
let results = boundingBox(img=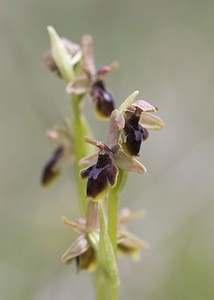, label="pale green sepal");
[61,234,89,263]
[47,26,75,83]
[118,90,139,113]
[139,112,164,130]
